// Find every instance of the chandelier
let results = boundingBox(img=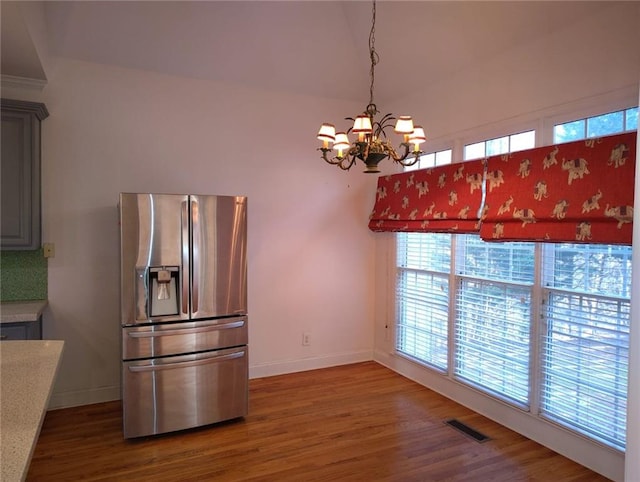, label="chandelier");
[317,0,425,173]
